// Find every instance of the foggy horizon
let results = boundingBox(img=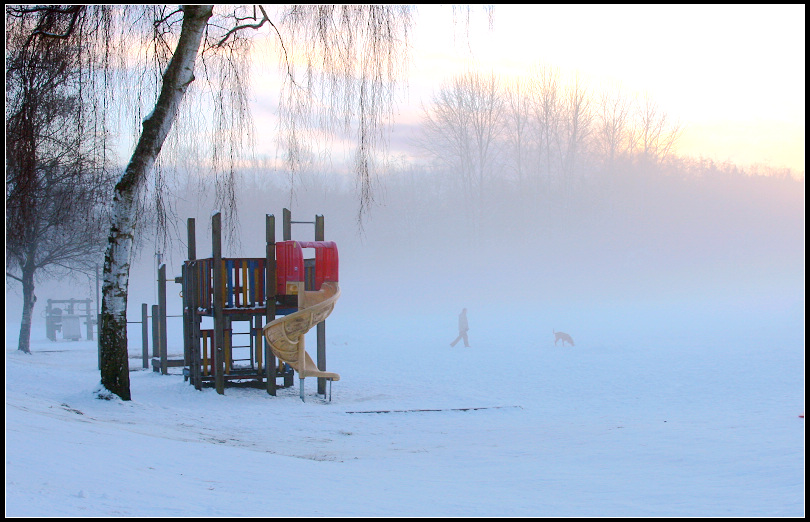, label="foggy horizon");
[6,4,803,345]
[10,151,803,346]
